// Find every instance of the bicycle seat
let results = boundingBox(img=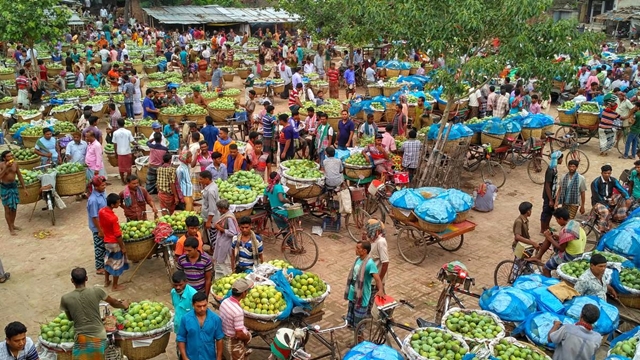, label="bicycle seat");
[544,131,554,137]
[416,318,438,328]
[291,307,309,318]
